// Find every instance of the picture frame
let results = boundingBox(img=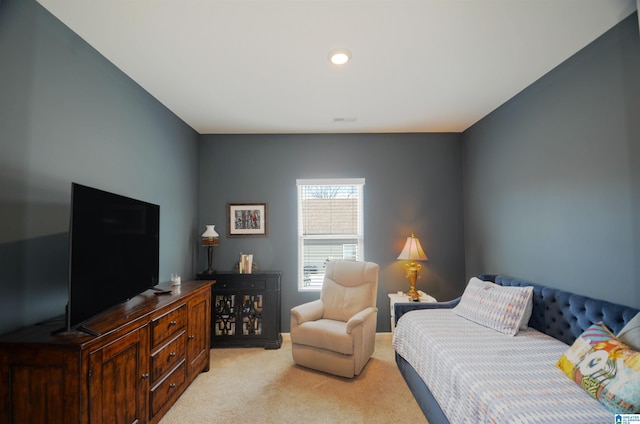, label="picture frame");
[227,202,268,237]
